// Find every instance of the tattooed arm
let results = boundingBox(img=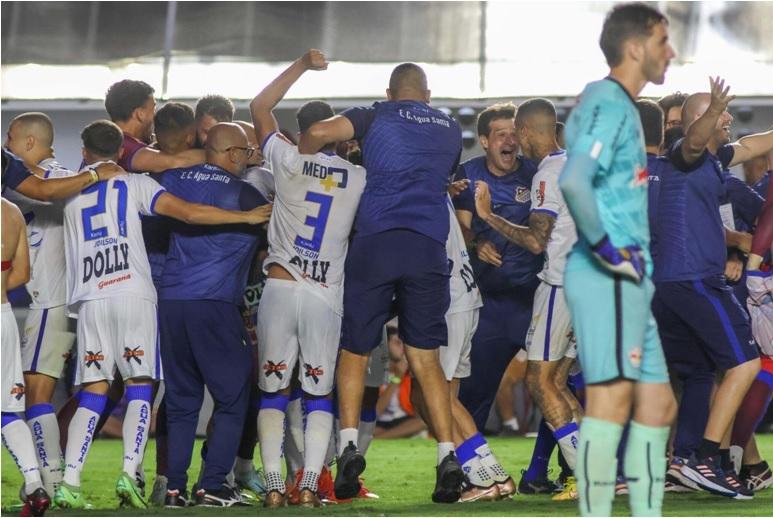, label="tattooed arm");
[474,180,555,255]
